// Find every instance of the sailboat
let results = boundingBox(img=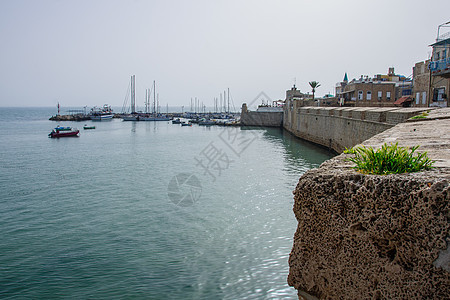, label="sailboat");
[140,80,170,121]
[122,75,139,121]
